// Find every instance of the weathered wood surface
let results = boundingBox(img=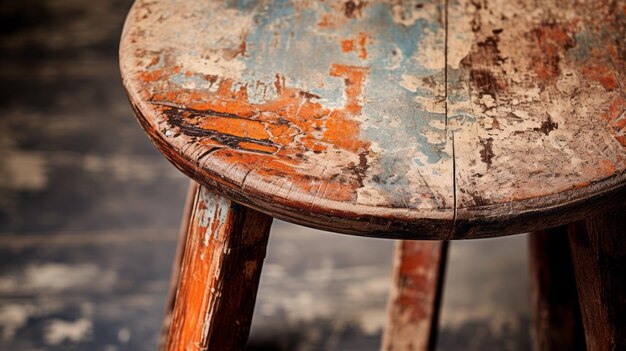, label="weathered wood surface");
[568,210,626,351]
[528,228,584,351]
[120,0,626,238]
[159,181,199,351]
[165,186,273,350]
[381,240,448,351]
